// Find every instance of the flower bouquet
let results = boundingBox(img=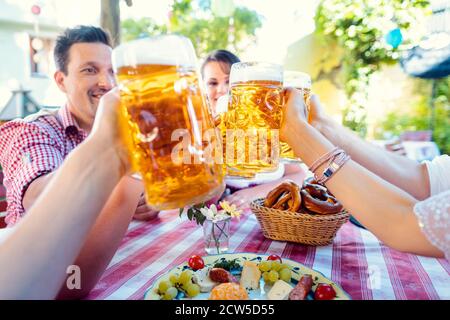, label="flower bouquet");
[179,201,241,254]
